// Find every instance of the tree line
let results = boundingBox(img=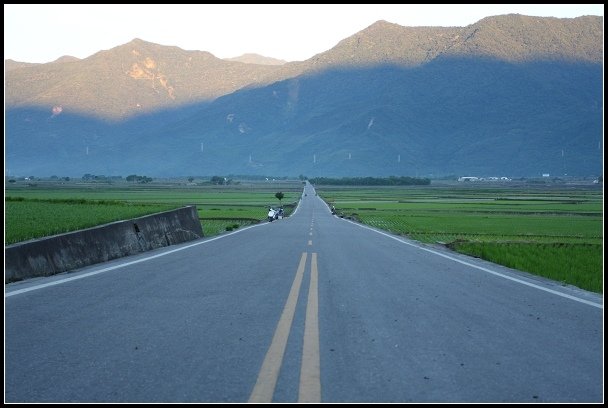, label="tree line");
[308,176,431,186]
